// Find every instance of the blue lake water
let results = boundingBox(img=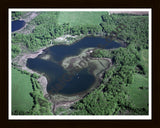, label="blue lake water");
[12,20,25,32]
[27,37,123,96]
